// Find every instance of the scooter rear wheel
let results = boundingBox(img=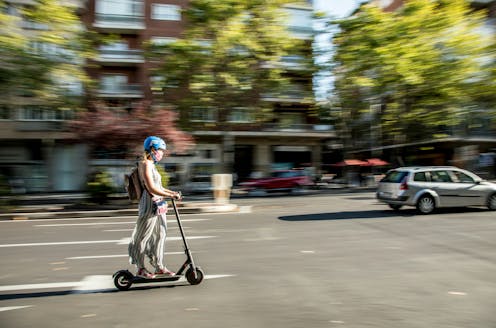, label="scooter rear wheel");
[114,271,133,291]
[186,267,204,285]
